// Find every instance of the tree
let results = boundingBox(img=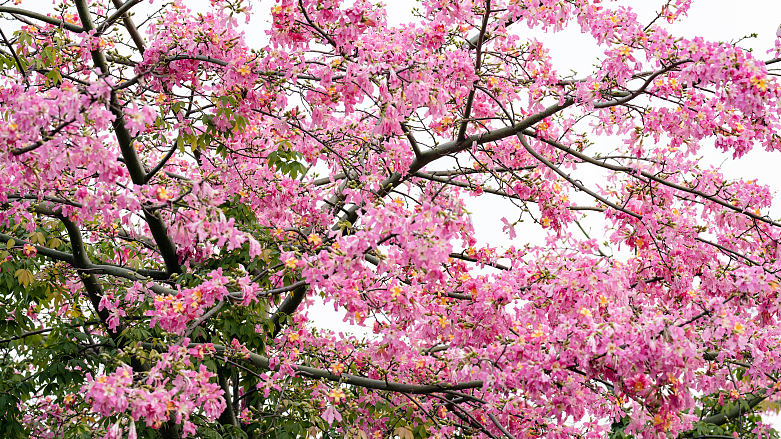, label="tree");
[1,0,781,437]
